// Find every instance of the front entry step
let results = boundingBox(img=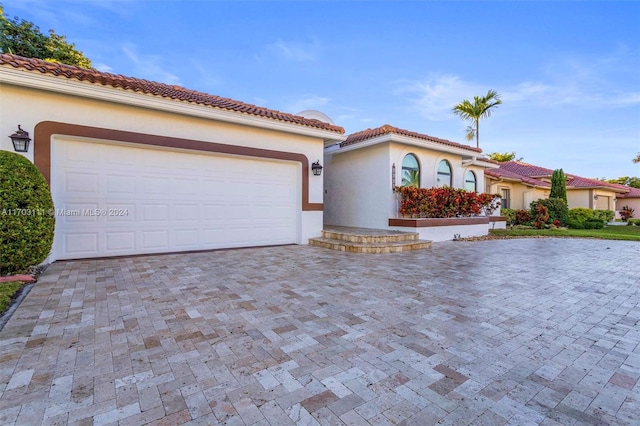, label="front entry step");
[309,226,432,253]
